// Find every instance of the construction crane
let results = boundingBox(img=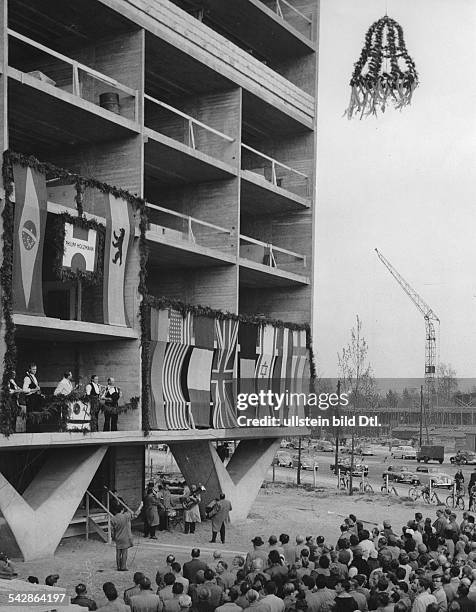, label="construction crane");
[374,248,440,433]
